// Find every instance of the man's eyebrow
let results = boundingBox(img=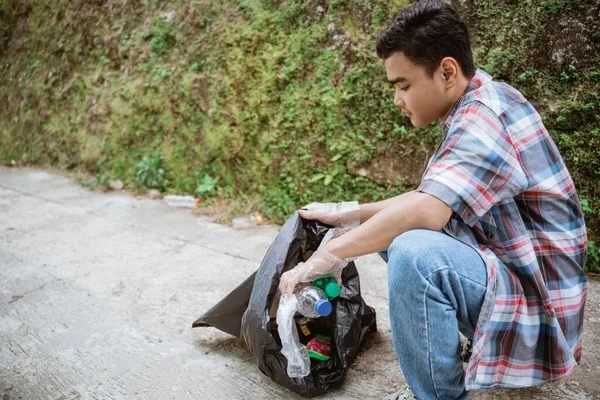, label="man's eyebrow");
[387,76,406,85]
